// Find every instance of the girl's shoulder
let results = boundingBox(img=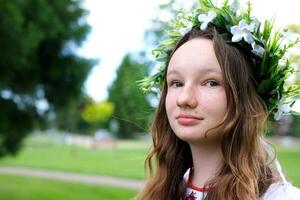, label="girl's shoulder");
[261,182,300,200]
[184,168,300,200]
